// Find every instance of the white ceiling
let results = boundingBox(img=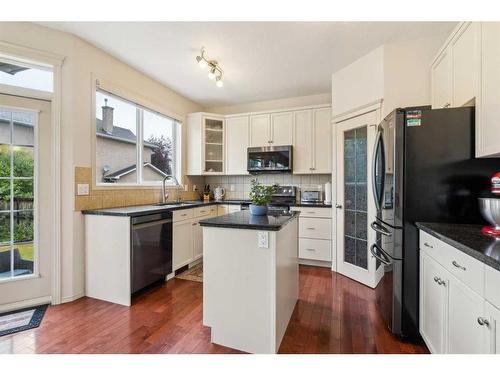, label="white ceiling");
[41,22,456,107]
